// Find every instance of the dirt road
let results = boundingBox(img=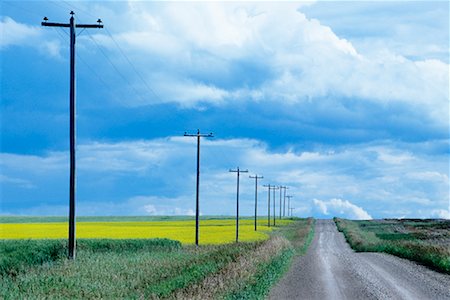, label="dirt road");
[269,219,450,300]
